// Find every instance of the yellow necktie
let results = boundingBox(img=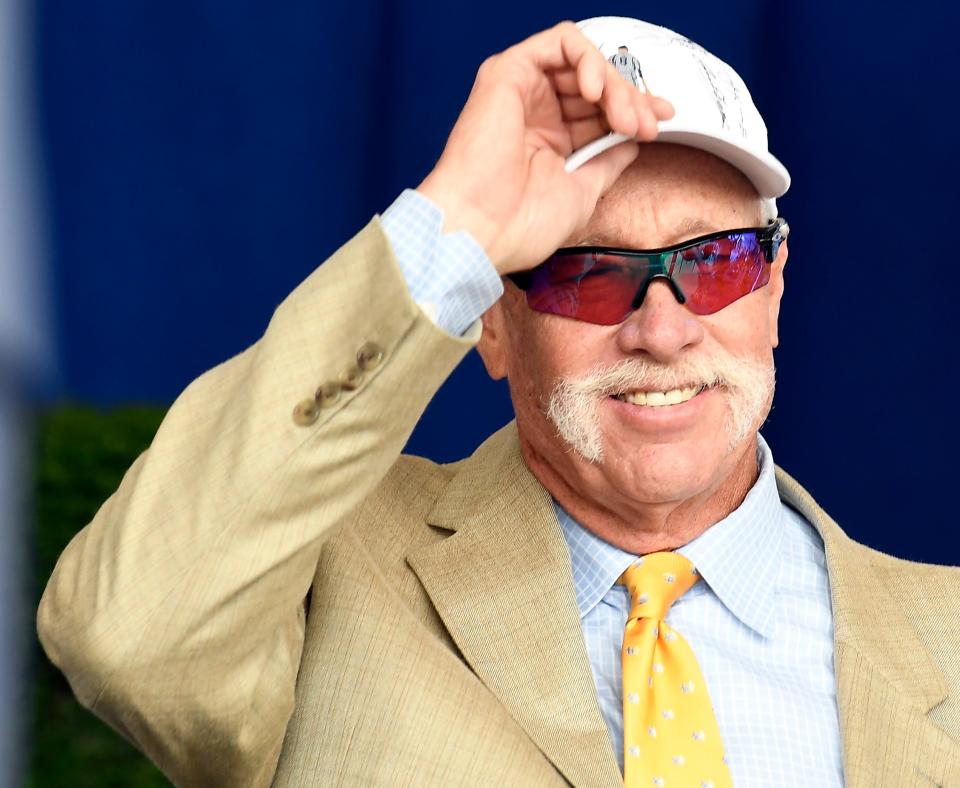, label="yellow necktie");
[619,552,733,788]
